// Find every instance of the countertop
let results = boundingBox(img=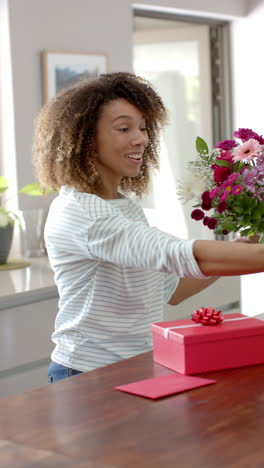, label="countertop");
[0,256,58,310]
